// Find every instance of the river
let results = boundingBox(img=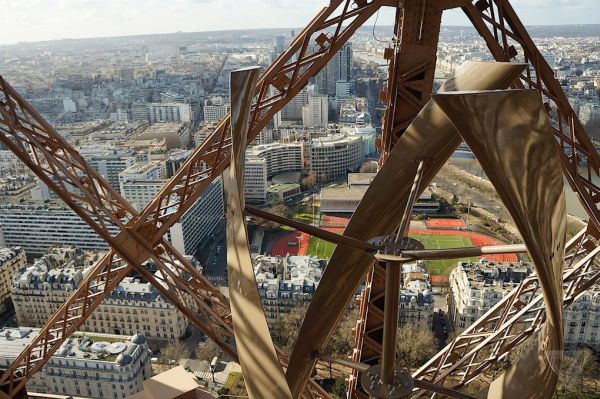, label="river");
[448,156,596,221]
